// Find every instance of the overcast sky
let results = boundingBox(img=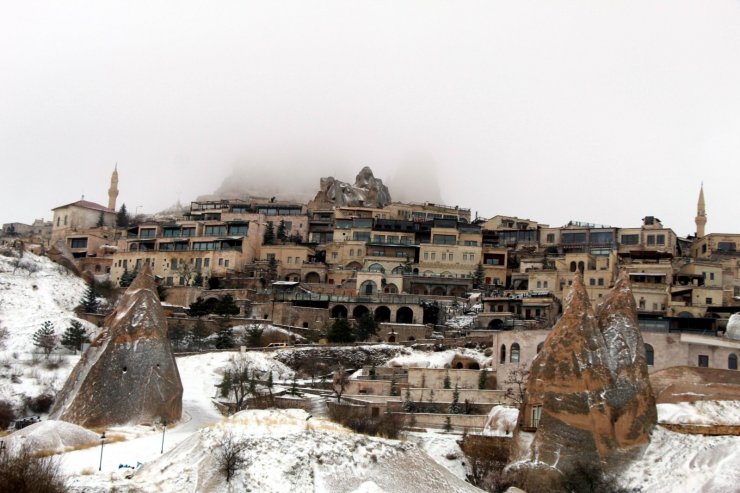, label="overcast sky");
[2,1,739,236]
